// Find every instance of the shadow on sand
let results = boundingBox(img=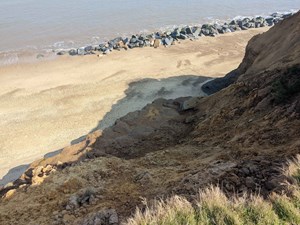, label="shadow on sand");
[0,74,212,187]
